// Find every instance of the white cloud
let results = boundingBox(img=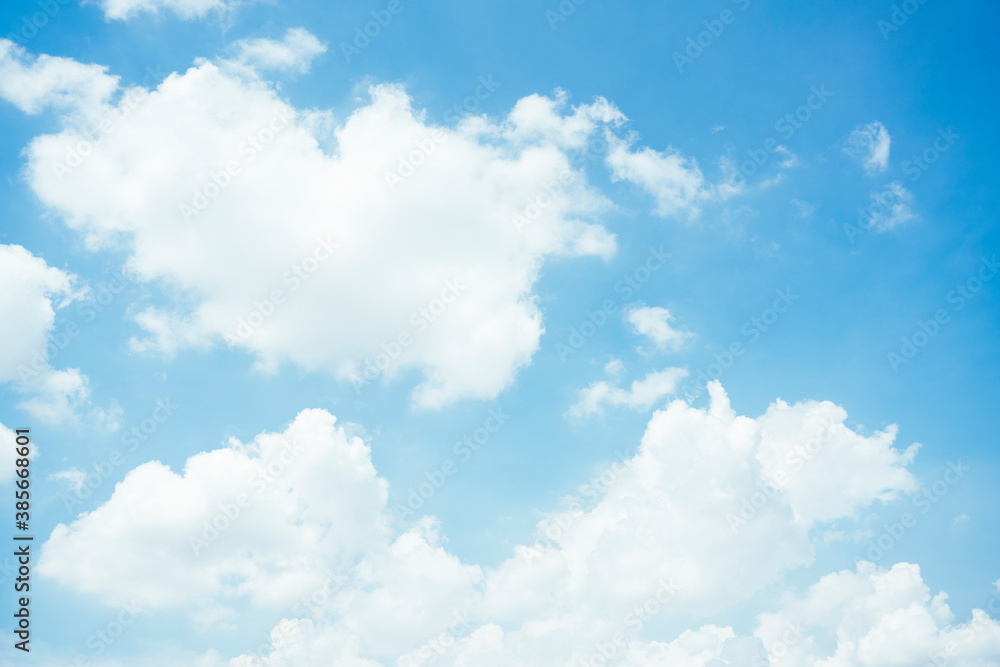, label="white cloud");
[624,563,1000,666]
[625,304,692,351]
[754,397,918,523]
[868,181,916,232]
[0,39,118,117]
[14,49,623,410]
[49,467,88,492]
[606,134,712,220]
[566,367,688,419]
[230,28,327,74]
[96,0,242,21]
[847,121,891,174]
[0,244,105,425]
[39,409,392,610]
[38,384,952,665]
[789,199,814,218]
